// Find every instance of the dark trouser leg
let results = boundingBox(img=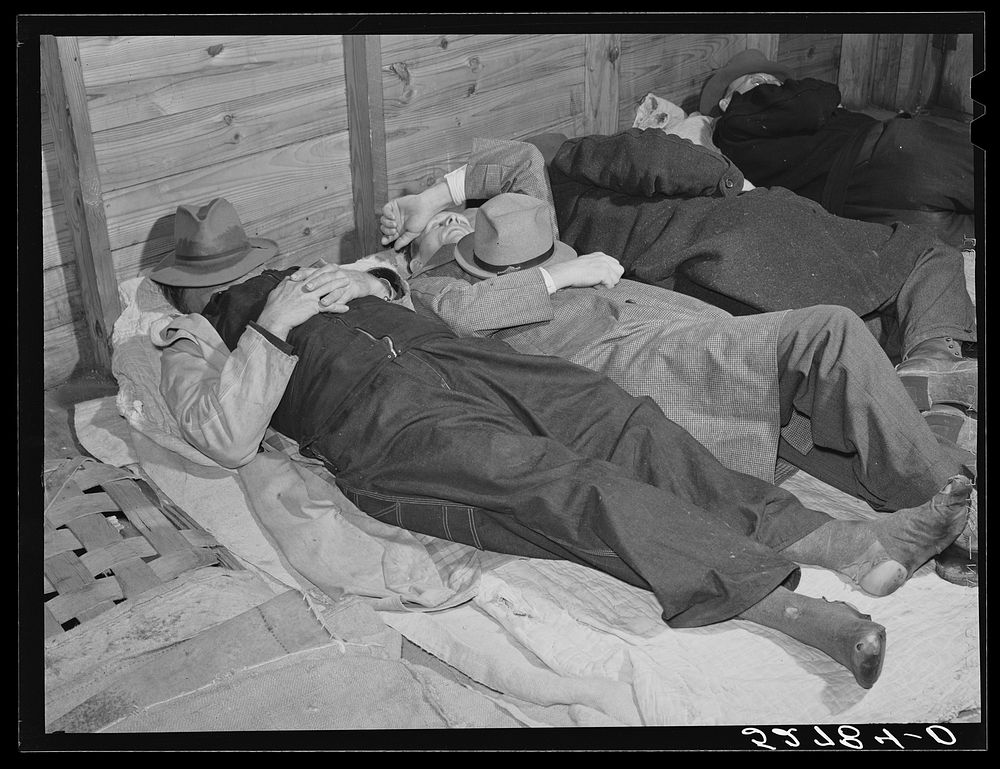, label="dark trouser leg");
[843,118,975,249]
[319,341,830,628]
[875,240,976,357]
[775,305,968,511]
